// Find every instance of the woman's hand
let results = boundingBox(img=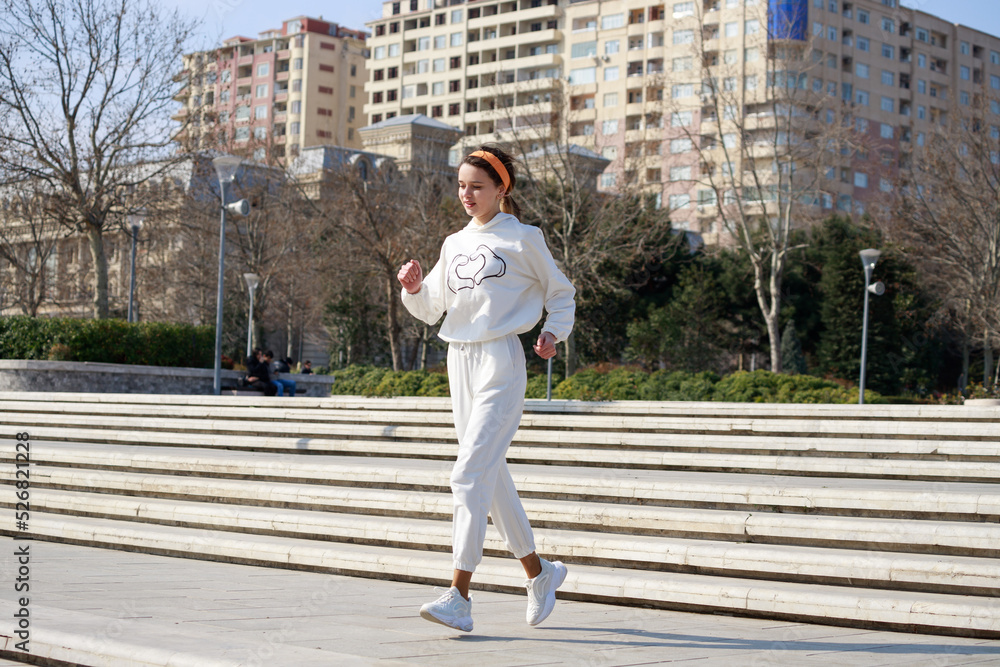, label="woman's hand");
[397,259,423,294]
[533,331,557,359]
